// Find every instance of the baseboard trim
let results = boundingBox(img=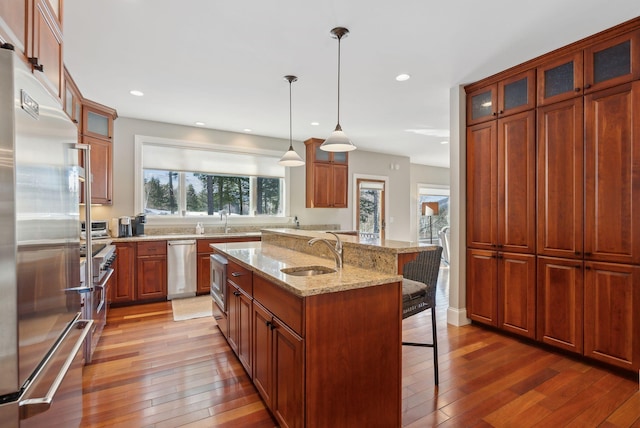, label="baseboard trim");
[447,307,470,327]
